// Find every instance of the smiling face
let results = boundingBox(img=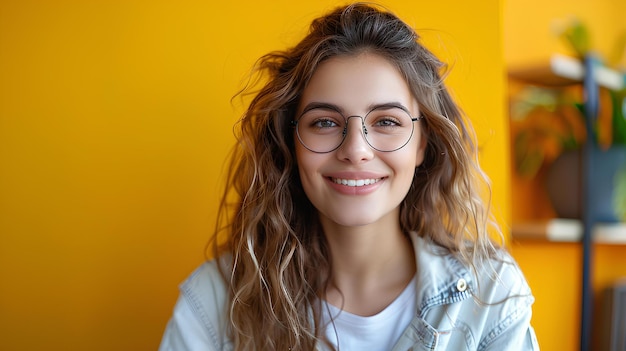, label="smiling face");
[295,53,427,229]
